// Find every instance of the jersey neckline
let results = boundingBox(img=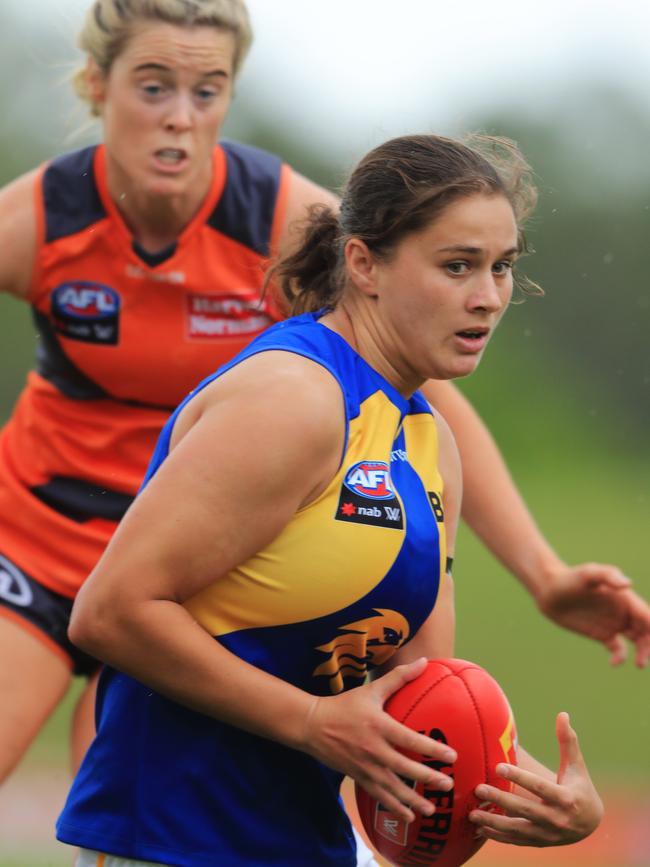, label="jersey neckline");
[92,143,228,269]
[307,310,422,416]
